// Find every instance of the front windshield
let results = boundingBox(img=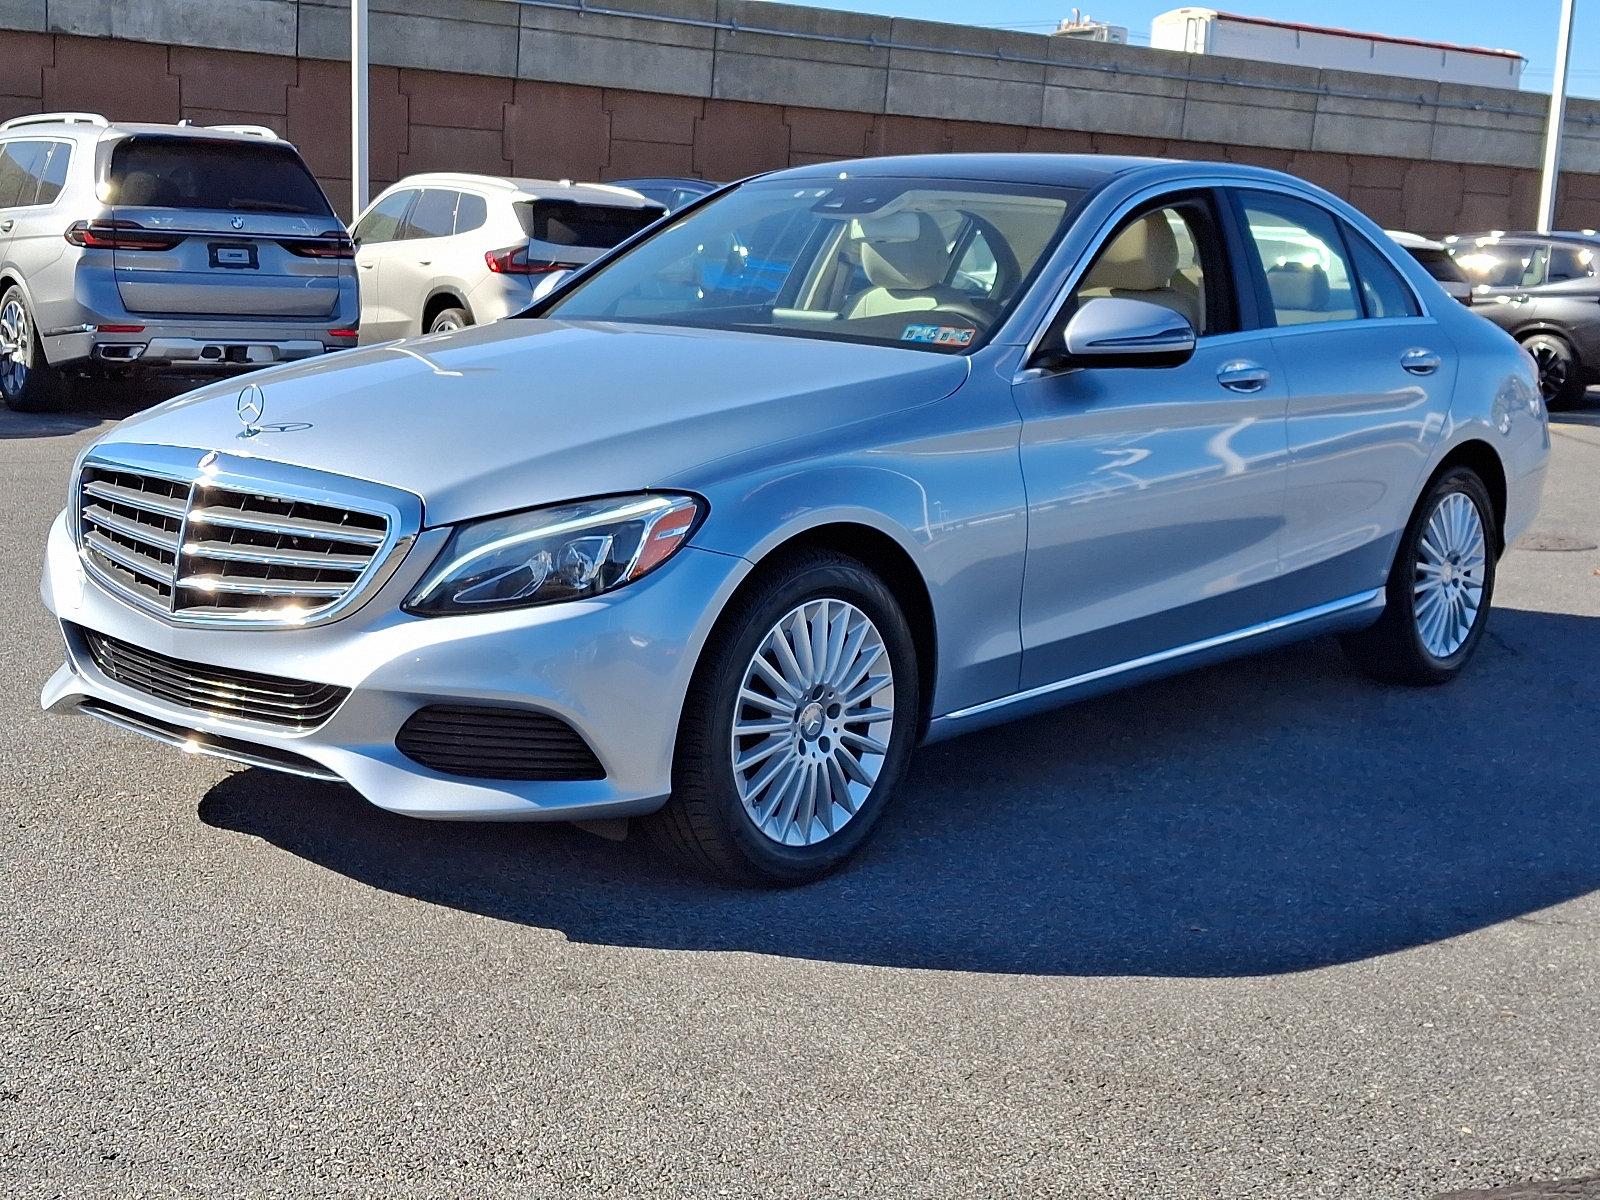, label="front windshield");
[542,176,1087,352]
